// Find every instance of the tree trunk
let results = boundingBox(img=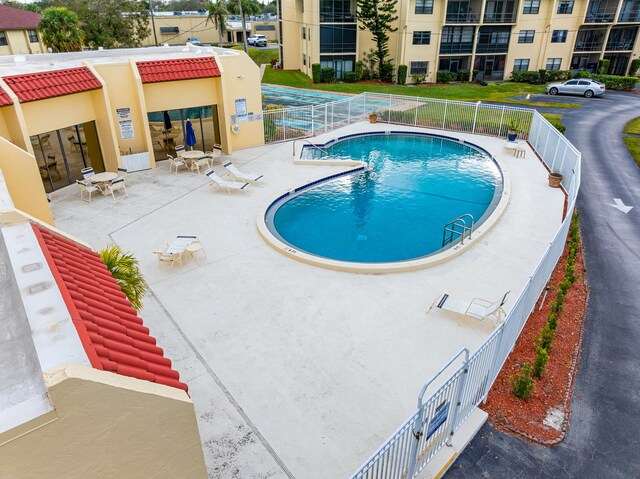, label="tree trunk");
[238,0,248,53]
[218,23,223,47]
